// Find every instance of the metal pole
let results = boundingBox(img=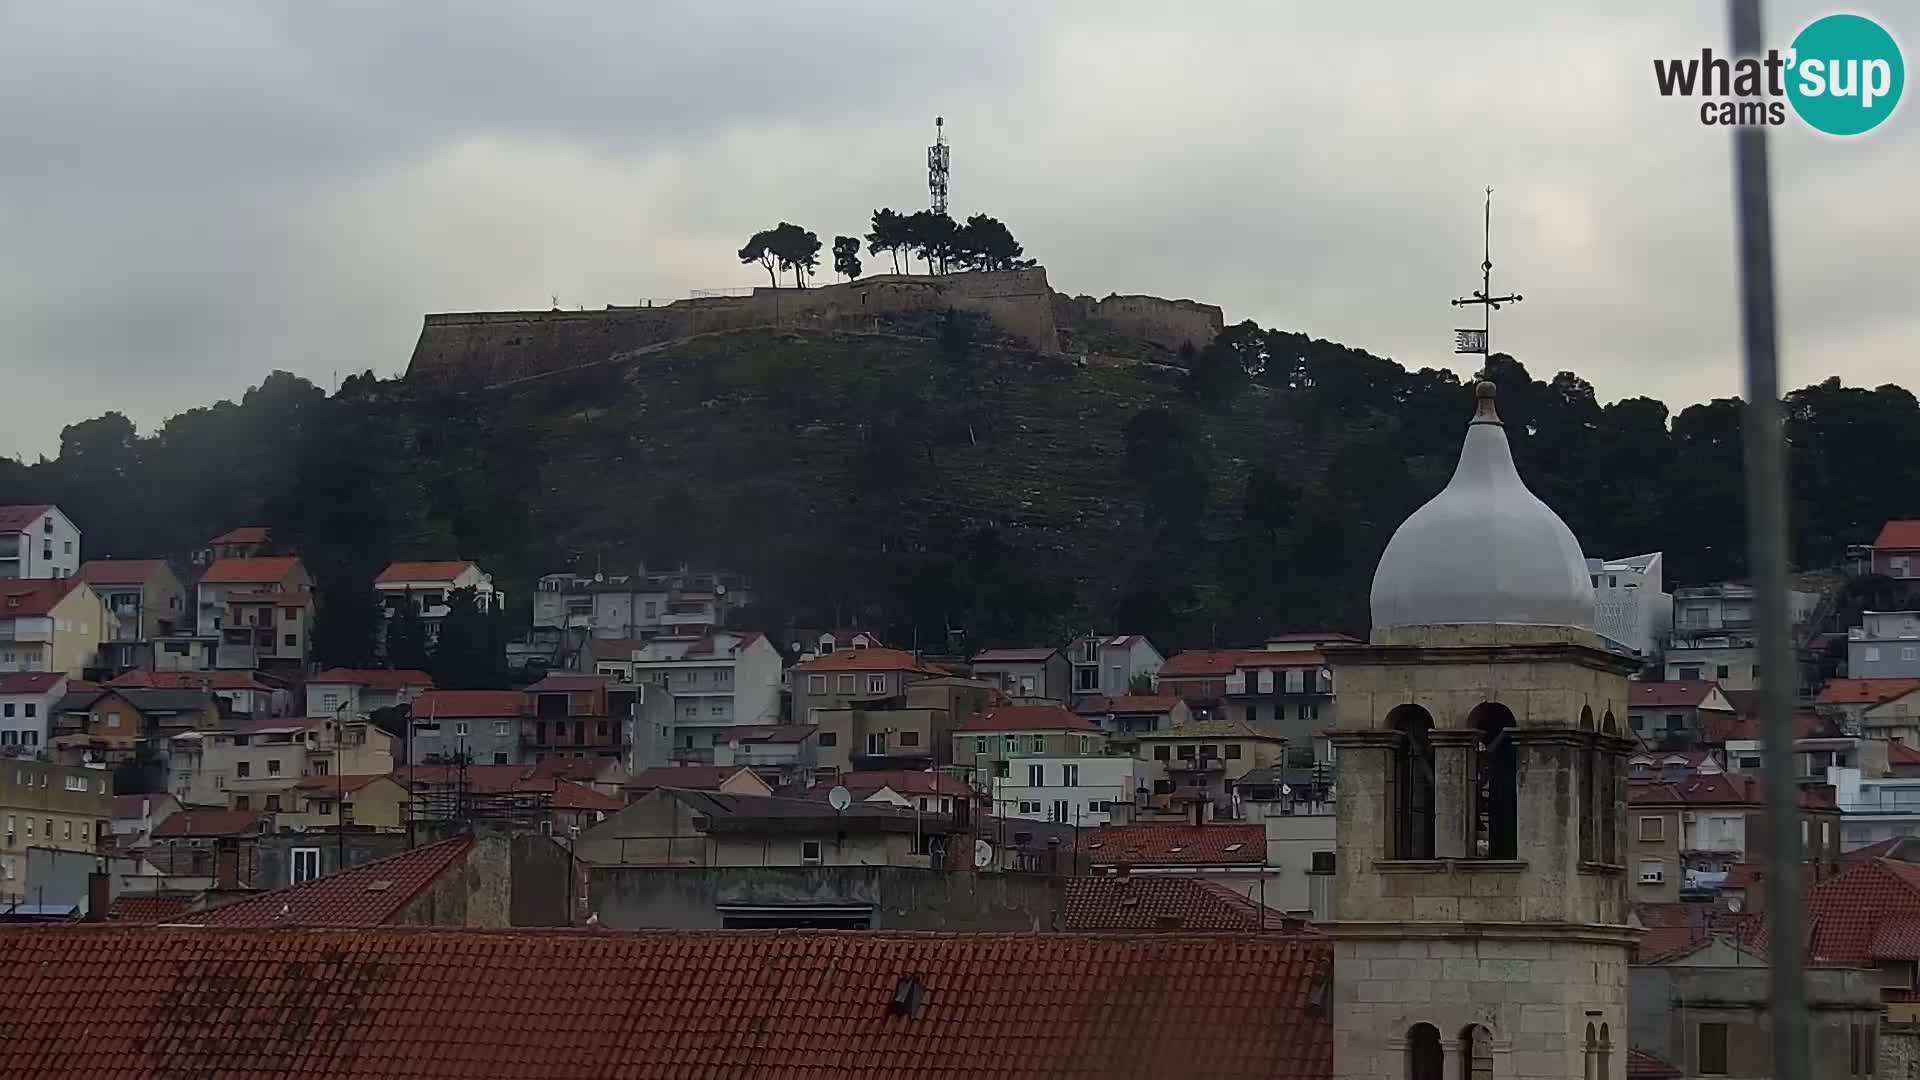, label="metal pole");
[1727,2,1805,1076]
